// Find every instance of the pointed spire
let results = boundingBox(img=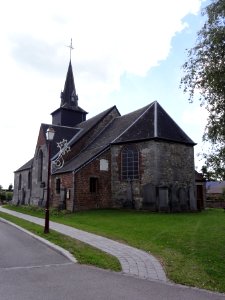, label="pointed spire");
[60,60,79,109]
